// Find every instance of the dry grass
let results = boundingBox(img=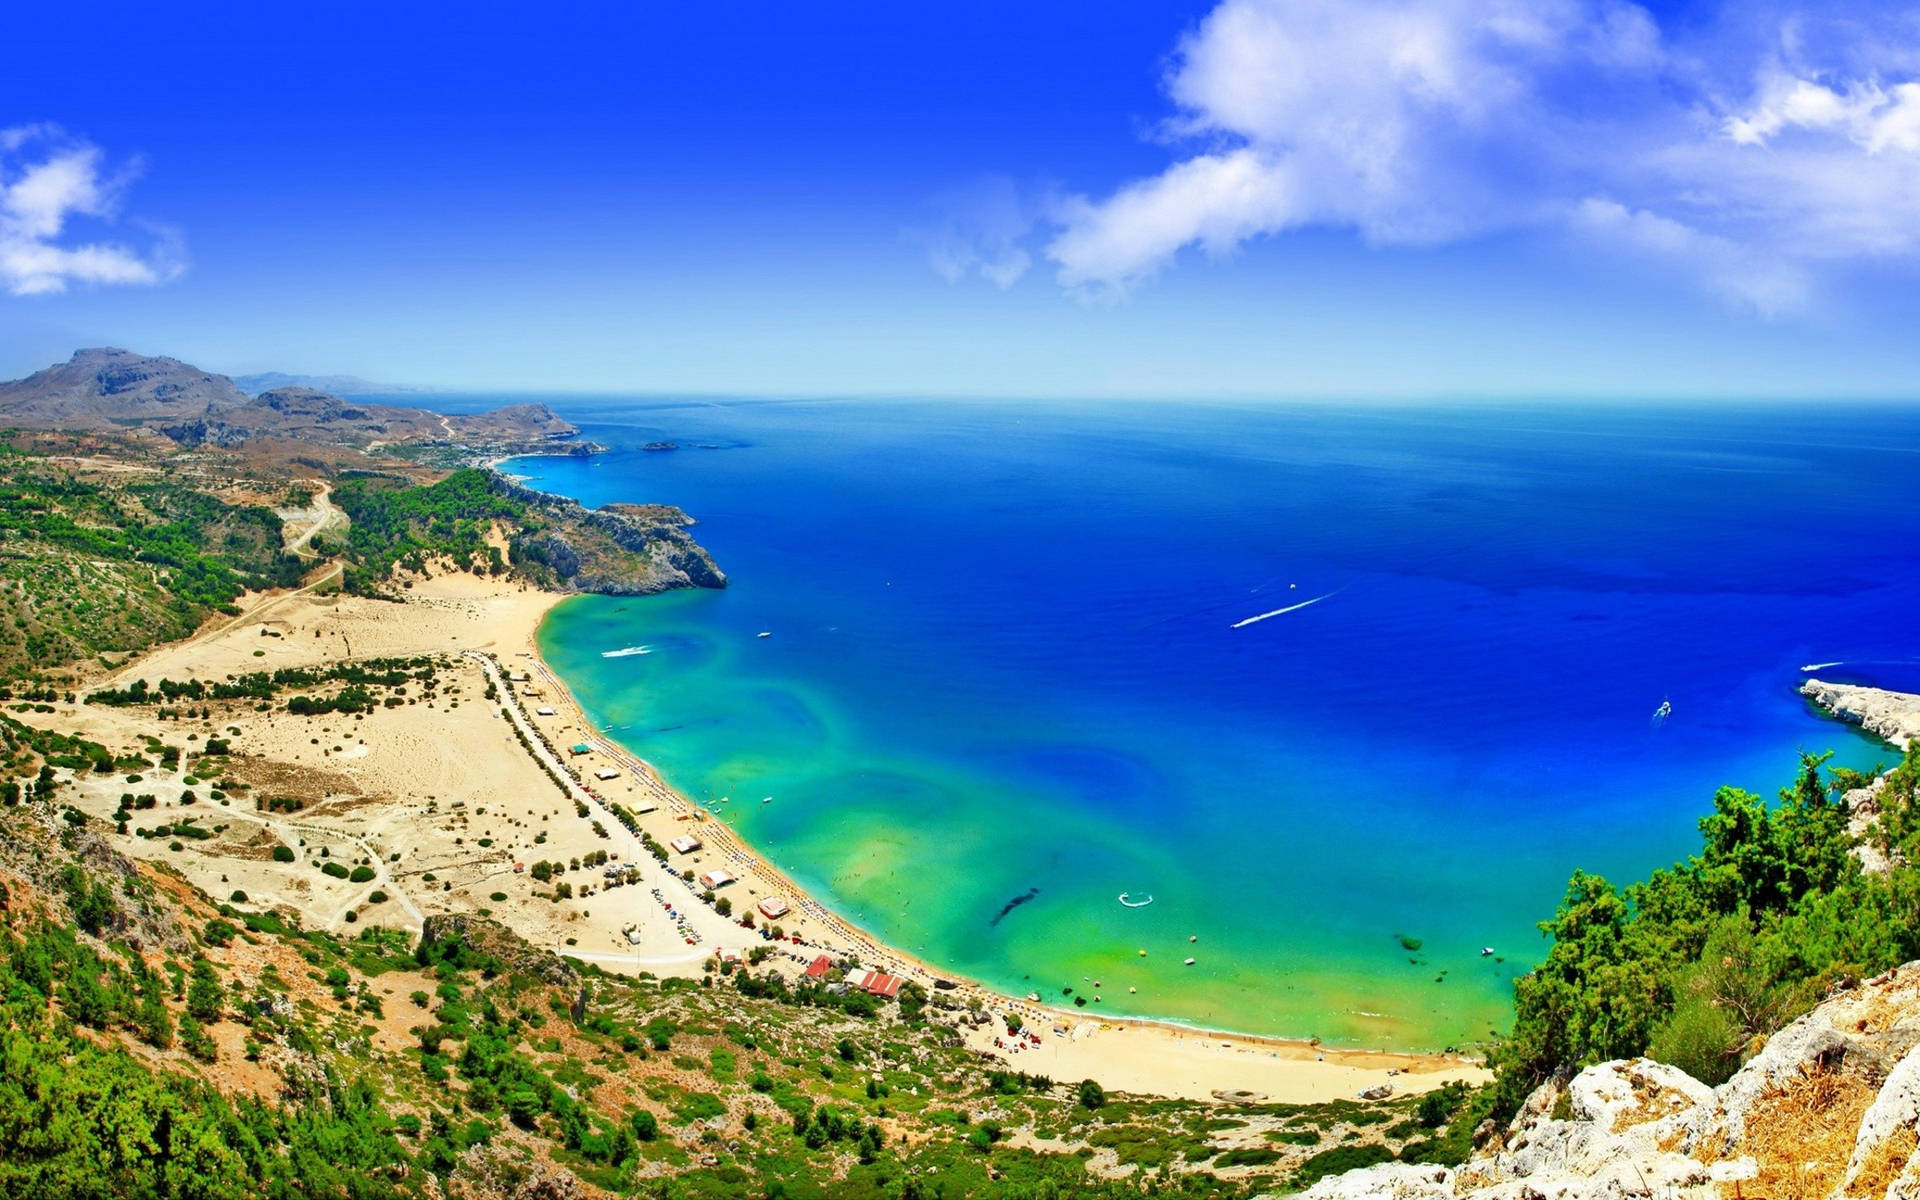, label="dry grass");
[1612,1066,1700,1133]
[1743,1067,1875,1200]
[1846,1122,1917,1199]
